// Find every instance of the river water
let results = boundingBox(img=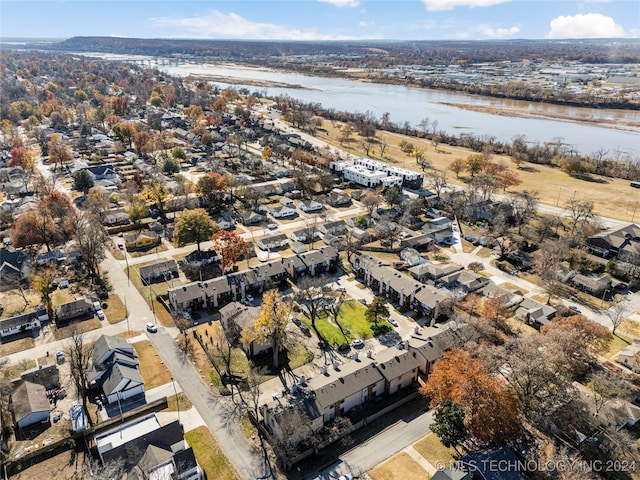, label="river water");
[79,53,640,157]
